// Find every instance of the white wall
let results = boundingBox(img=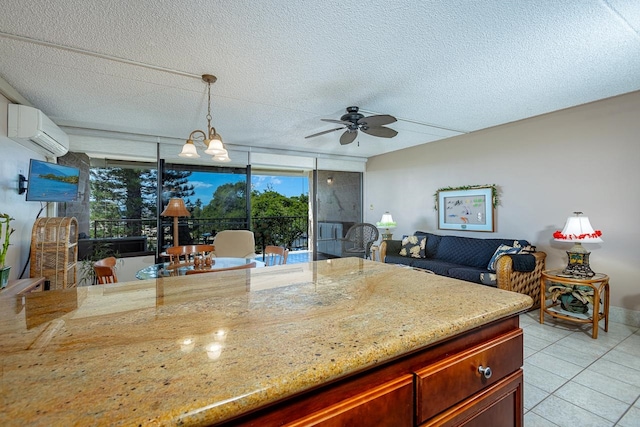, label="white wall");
[365,91,640,312]
[0,94,49,280]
